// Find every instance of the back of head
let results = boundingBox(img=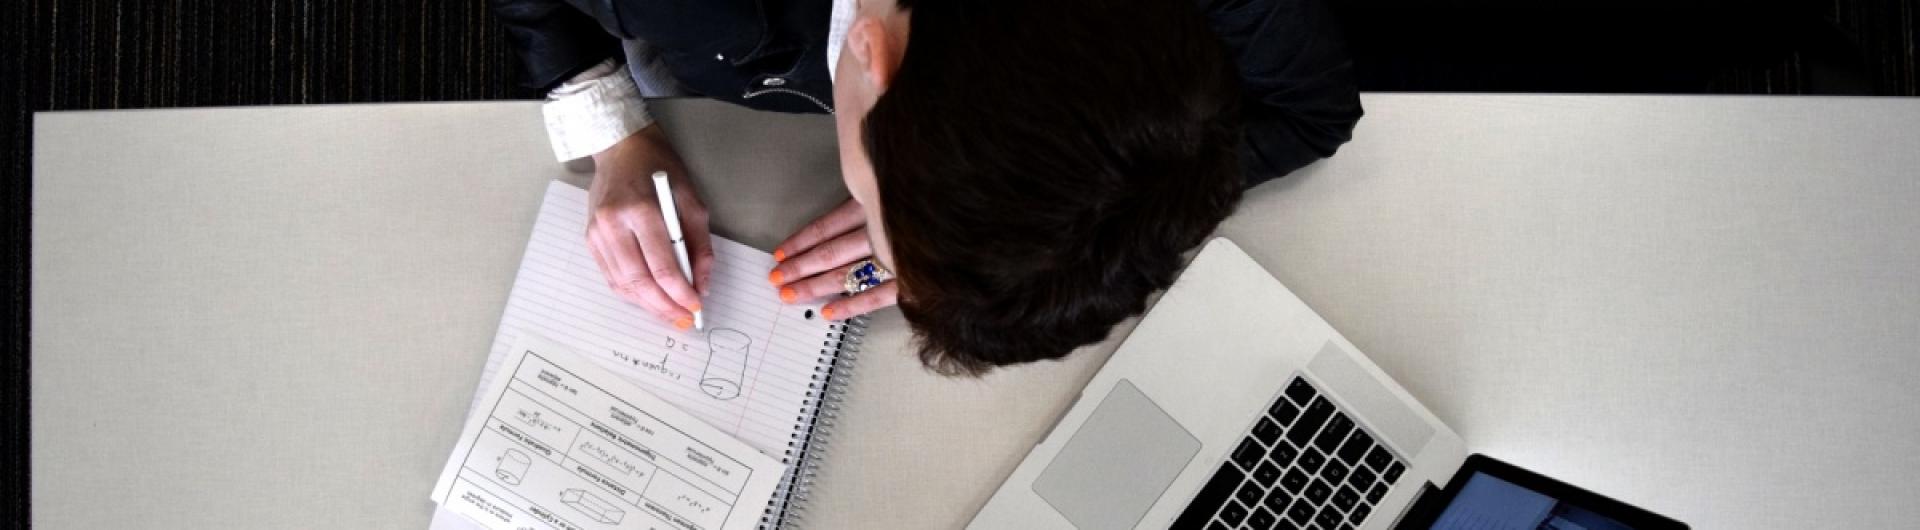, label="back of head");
[866,0,1245,375]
